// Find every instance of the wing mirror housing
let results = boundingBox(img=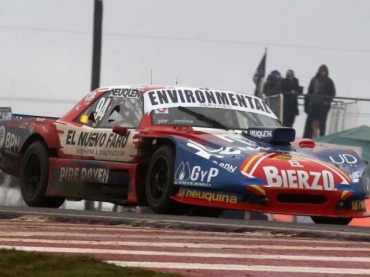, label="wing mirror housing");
[113,125,128,136]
